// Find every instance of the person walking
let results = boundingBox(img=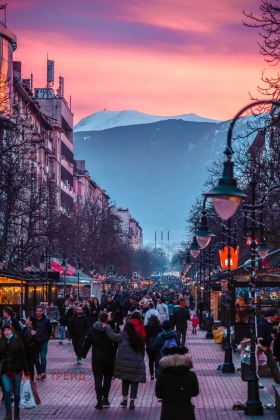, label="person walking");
[35,306,52,380]
[68,306,89,364]
[144,302,160,325]
[155,346,199,420]
[173,301,190,345]
[114,322,146,410]
[145,315,163,380]
[82,312,121,410]
[191,313,199,334]
[156,298,169,324]
[58,299,74,345]
[21,316,41,382]
[46,302,60,338]
[89,298,101,325]
[2,307,22,337]
[150,320,180,378]
[0,323,28,420]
